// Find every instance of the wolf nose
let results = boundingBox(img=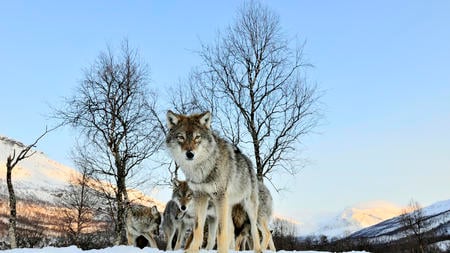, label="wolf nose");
[186,151,194,160]
[180,205,187,211]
